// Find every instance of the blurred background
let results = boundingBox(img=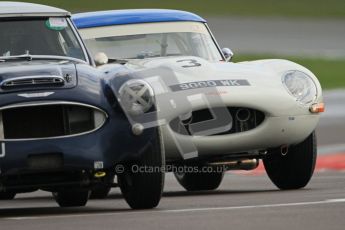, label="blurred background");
[0,2,344,226]
[10,0,344,90]
[3,0,345,149]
